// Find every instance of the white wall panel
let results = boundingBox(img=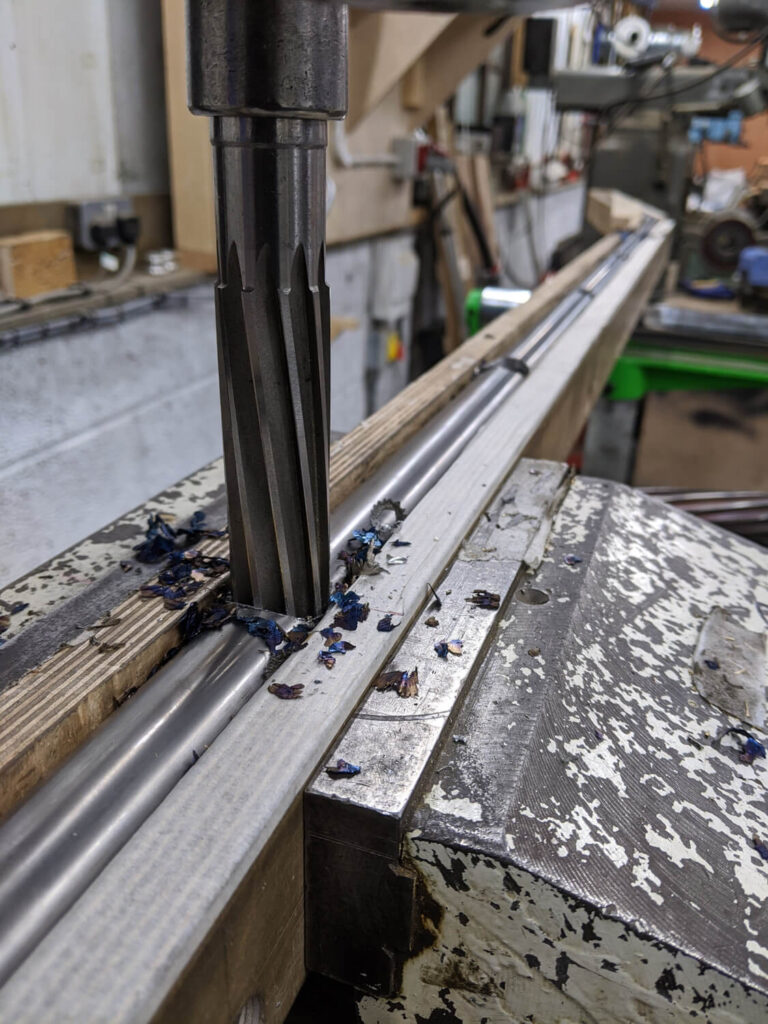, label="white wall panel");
[1,0,118,203]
